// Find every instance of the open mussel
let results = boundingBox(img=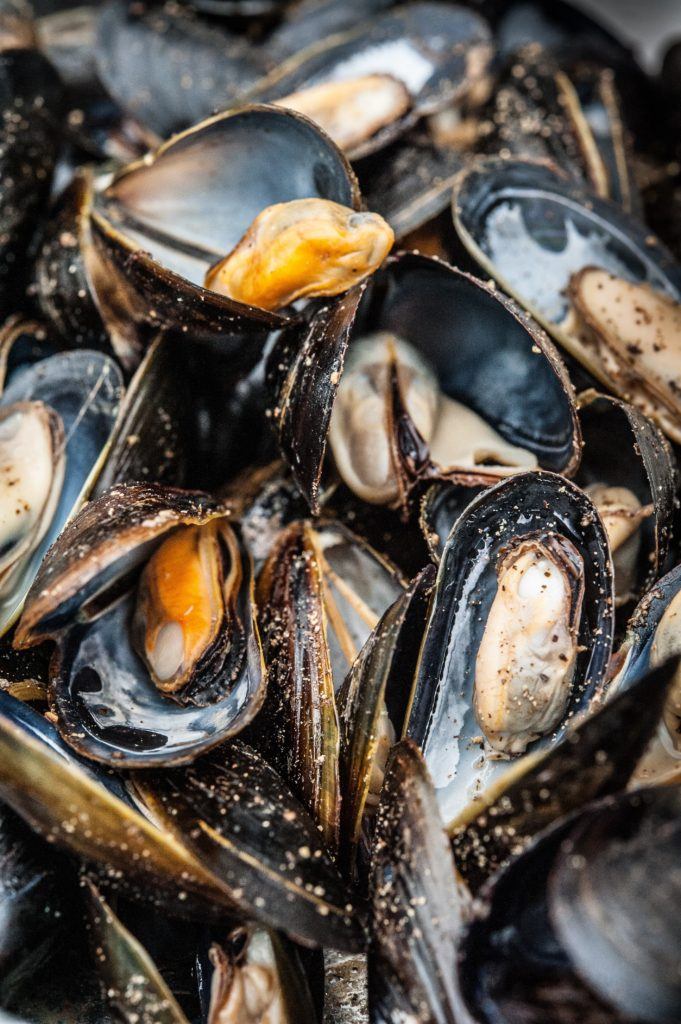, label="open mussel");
[457,782,681,1024]
[247,3,492,160]
[0,348,123,635]
[37,104,363,372]
[452,157,681,442]
[14,482,266,766]
[268,251,580,513]
[405,470,614,826]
